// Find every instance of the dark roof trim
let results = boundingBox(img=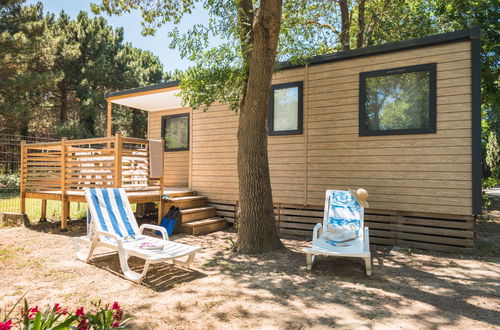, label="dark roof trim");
[105,80,180,99]
[277,27,478,70]
[471,27,482,215]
